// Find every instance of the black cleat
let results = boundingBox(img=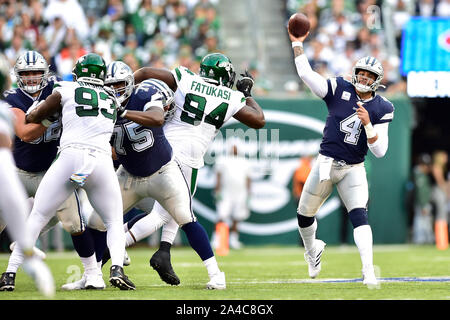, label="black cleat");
[109,265,135,290]
[150,250,180,286]
[0,272,16,291]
